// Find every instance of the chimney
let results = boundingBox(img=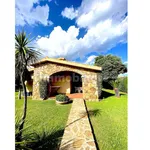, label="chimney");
[58,57,66,61]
